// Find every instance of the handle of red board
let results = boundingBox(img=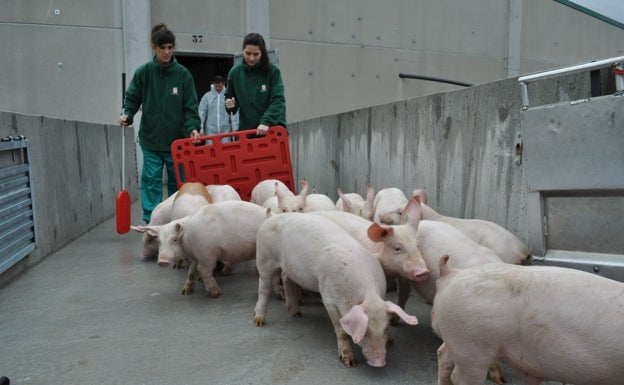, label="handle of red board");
[116,72,131,234]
